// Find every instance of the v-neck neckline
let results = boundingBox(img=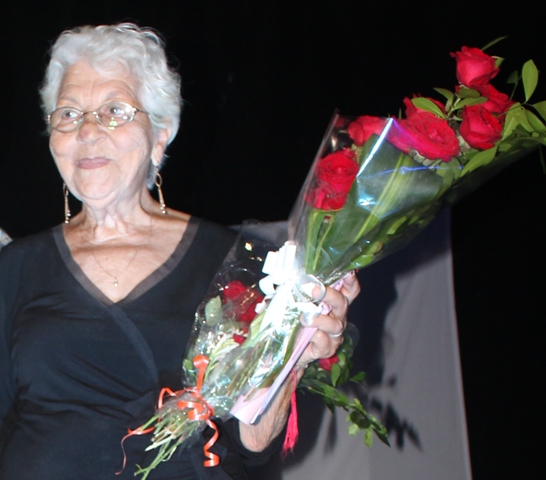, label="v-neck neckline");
[52,216,199,307]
